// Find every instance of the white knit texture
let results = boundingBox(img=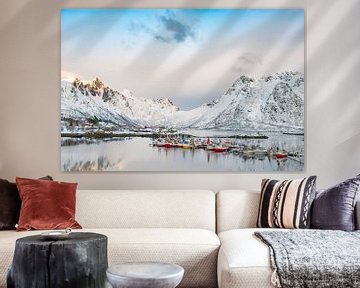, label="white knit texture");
[76,190,216,231]
[0,228,220,288]
[216,190,260,233]
[217,228,276,288]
